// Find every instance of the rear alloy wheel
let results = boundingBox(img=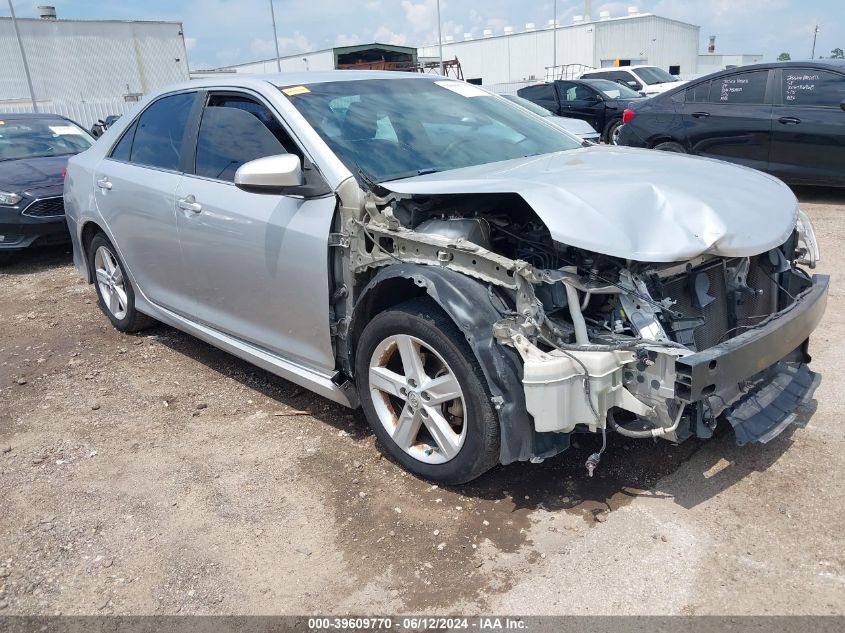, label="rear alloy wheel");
[605,120,623,145]
[653,141,686,153]
[356,298,499,484]
[88,233,155,333]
